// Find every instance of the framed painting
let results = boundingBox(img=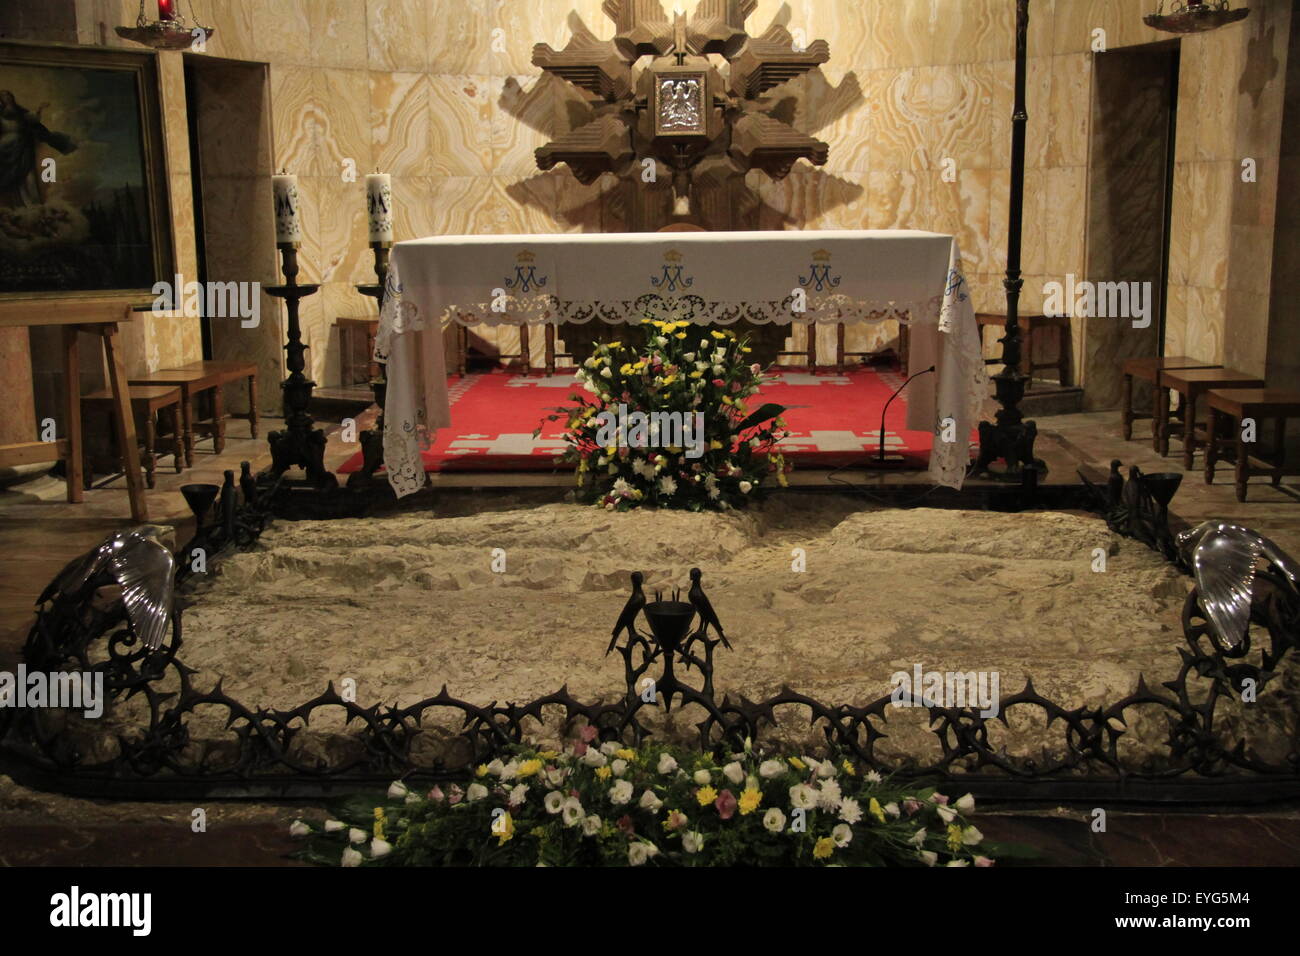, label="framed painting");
[0,42,173,298]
